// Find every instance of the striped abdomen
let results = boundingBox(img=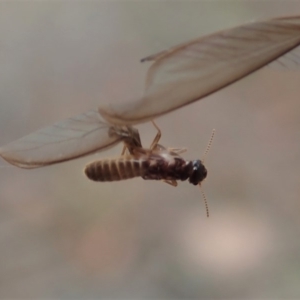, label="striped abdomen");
[85,157,149,182]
